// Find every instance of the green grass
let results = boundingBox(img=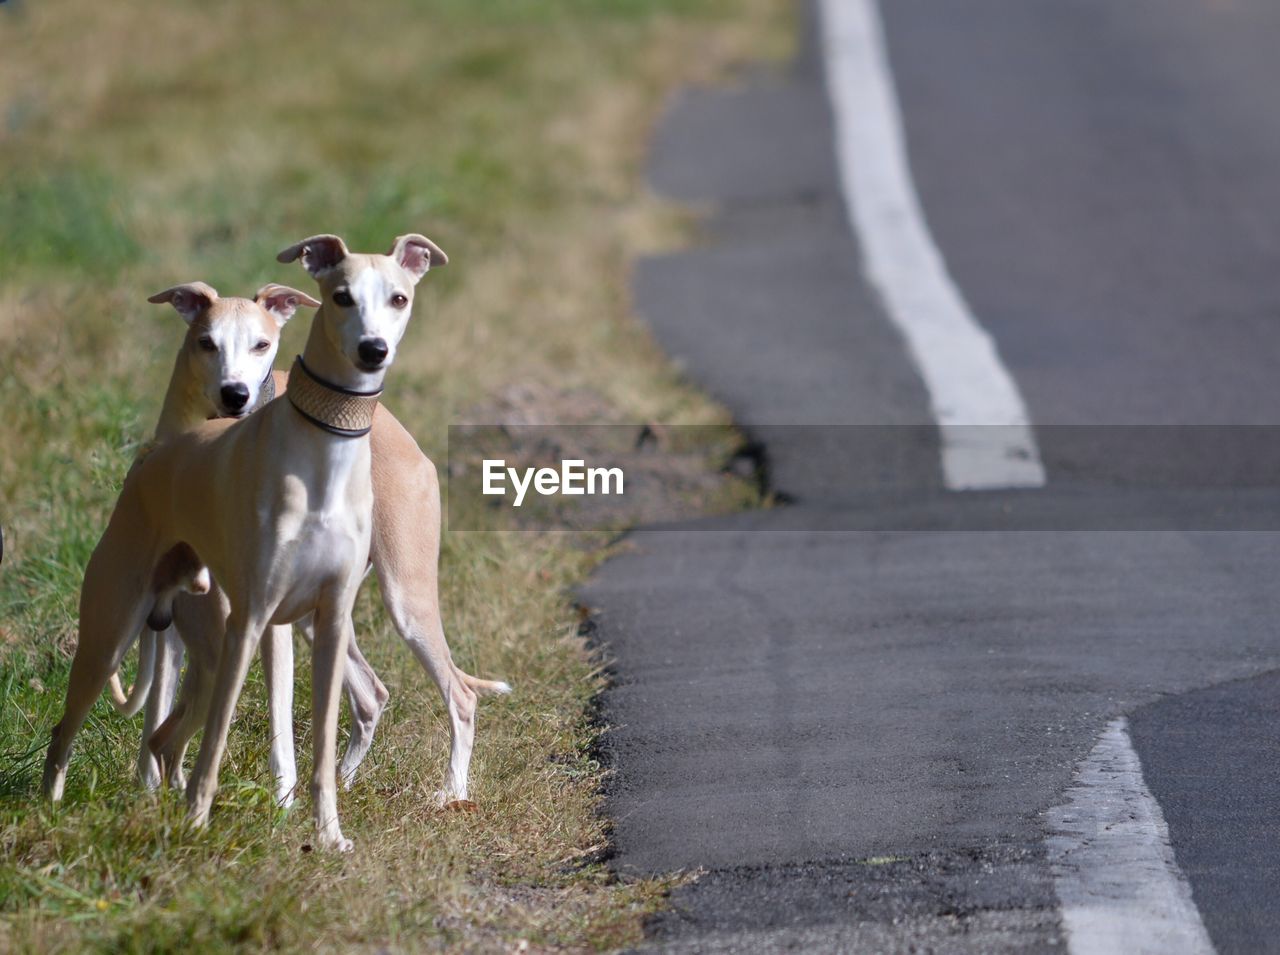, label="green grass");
[0,0,790,950]
[0,170,139,280]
